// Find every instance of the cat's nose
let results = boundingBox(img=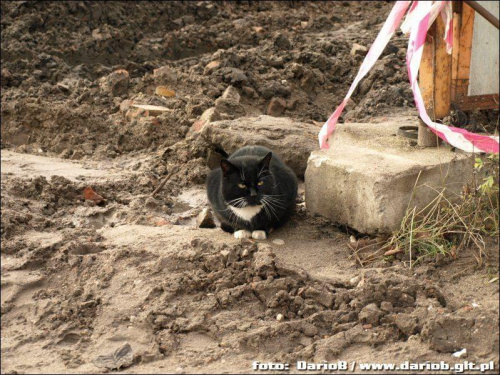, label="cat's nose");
[249,187,257,197]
